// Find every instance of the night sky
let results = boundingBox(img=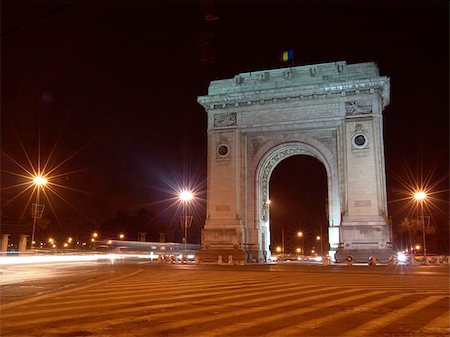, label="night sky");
[1,1,448,252]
